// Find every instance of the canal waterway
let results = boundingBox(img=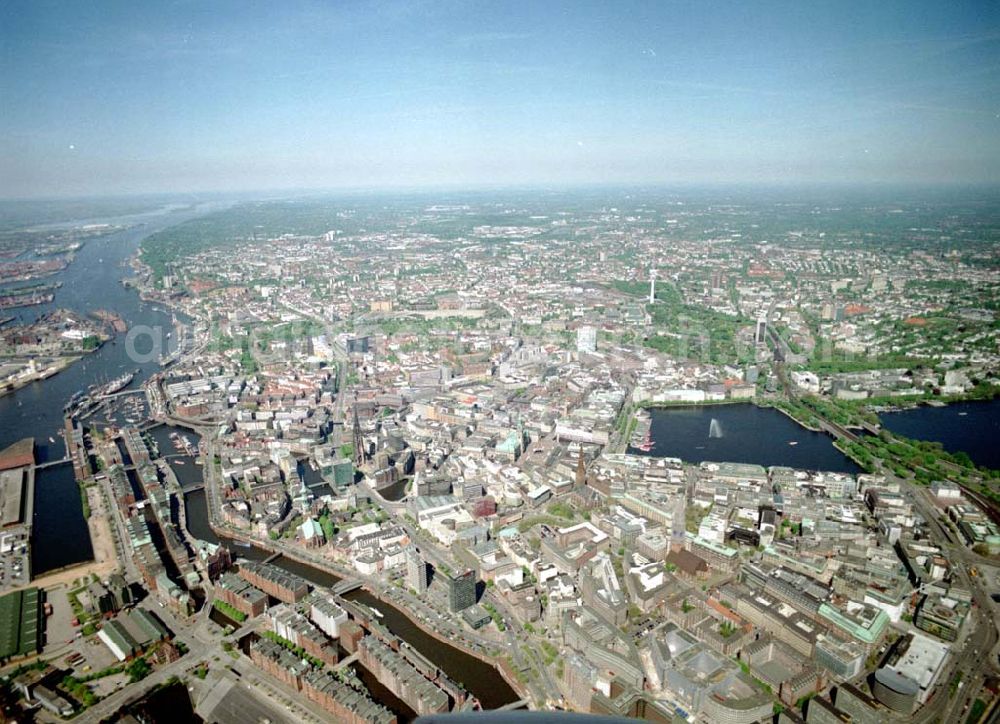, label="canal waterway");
[636,403,861,473]
[182,489,518,710]
[878,398,1000,470]
[272,555,519,711]
[351,660,418,722]
[147,423,203,489]
[378,477,410,502]
[183,489,216,544]
[32,462,93,574]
